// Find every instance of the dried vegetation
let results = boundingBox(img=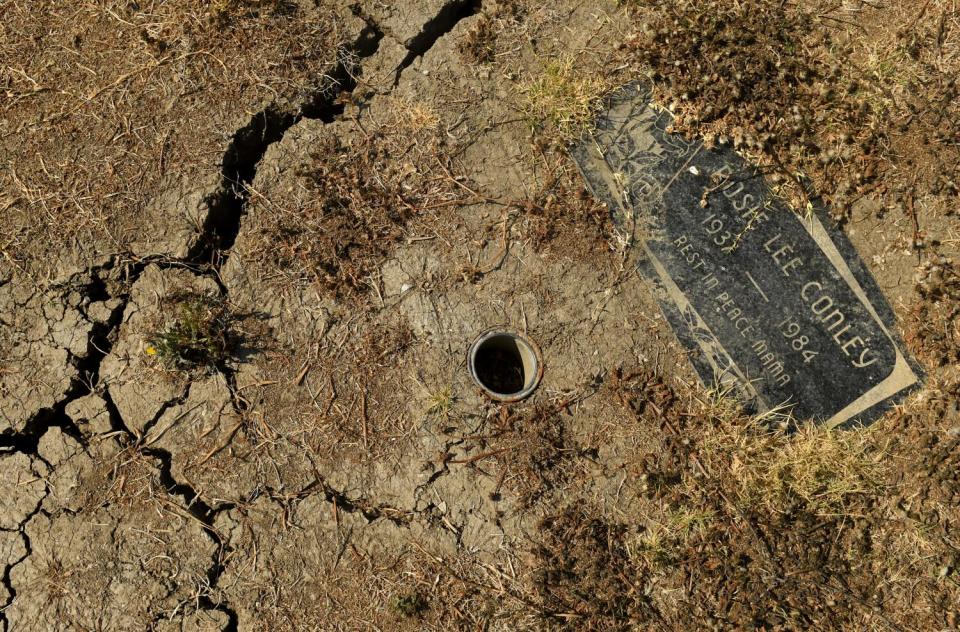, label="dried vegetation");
[459,0,527,65]
[591,366,960,630]
[249,98,471,299]
[625,0,960,228]
[245,315,416,464]
[0,0,347,275]
[405,366,931,630]
[4,0,960,629]
[520,56,612,145]
[534,505,648,631]
[910,254,960,366]
[483,403,590,509]
[516,154,621,259]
